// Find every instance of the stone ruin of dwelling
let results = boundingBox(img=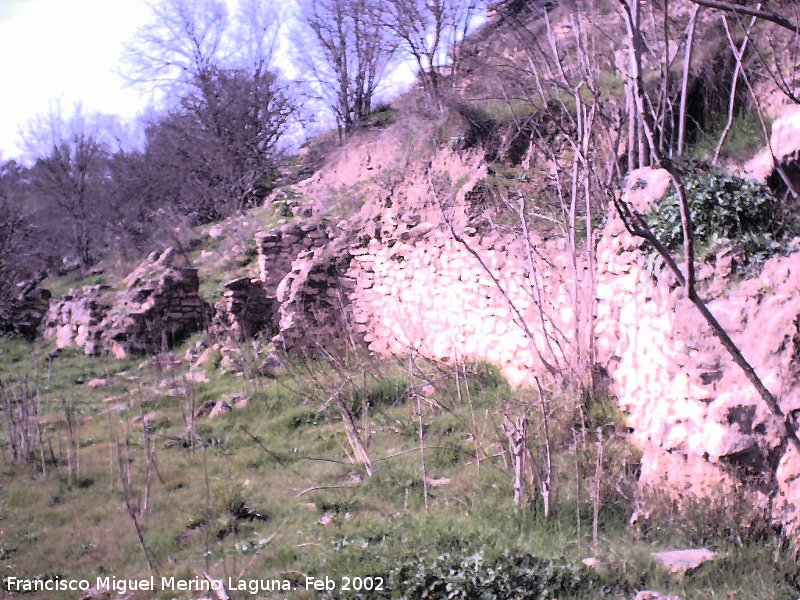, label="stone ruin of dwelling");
[42,247,210,358]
